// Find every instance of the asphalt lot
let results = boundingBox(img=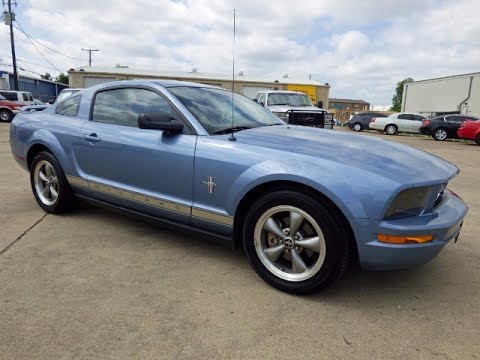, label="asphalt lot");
[1,123,479,360]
